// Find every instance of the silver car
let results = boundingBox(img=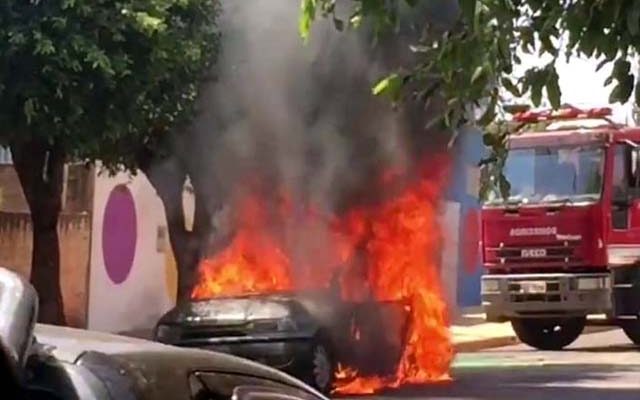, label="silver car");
[0,267,328,400]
